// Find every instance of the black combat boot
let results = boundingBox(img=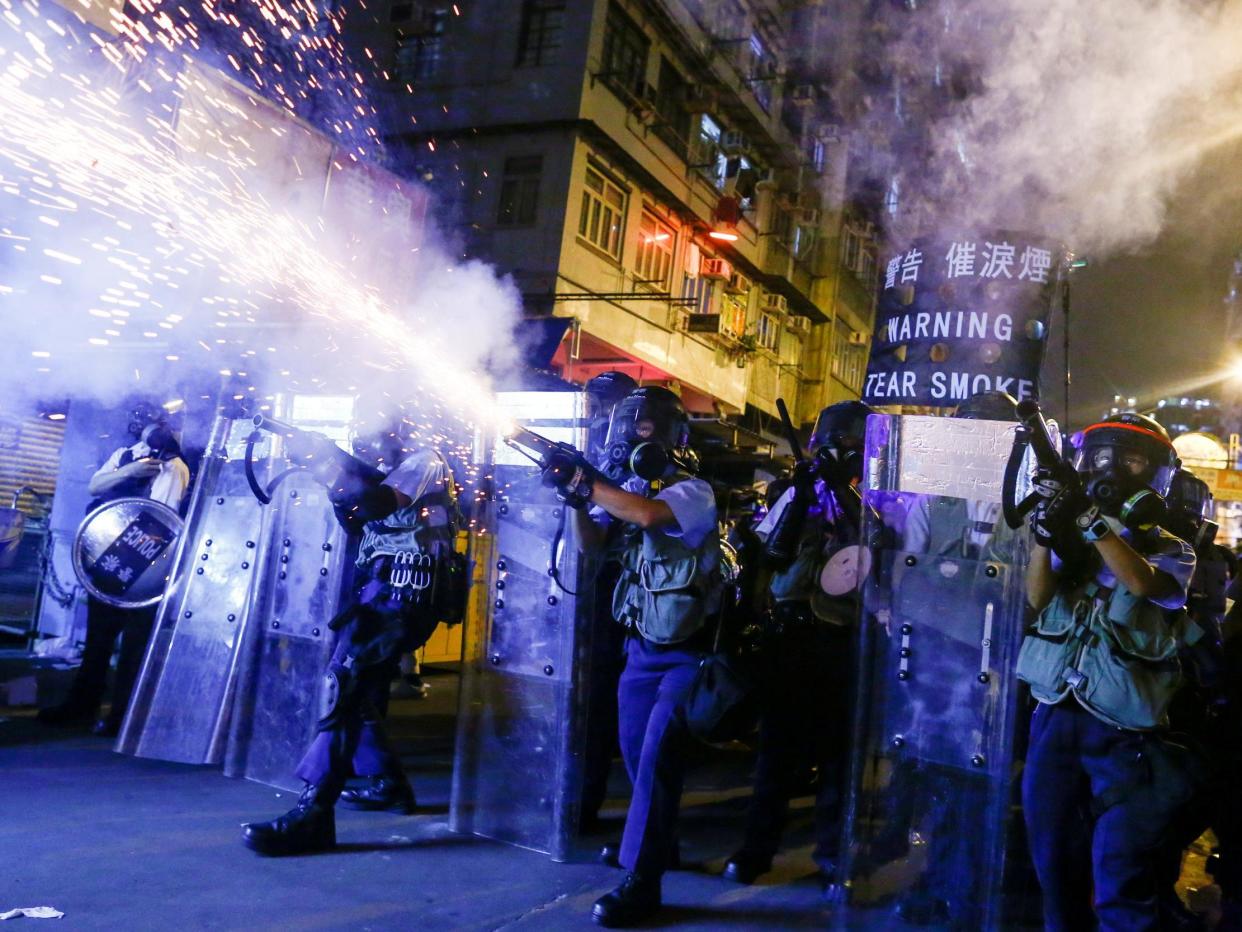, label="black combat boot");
[241,784,336,856]
[591,873,661,928]
[37,700,98,727]
[338,776,416,814]
[722,848,773,884]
